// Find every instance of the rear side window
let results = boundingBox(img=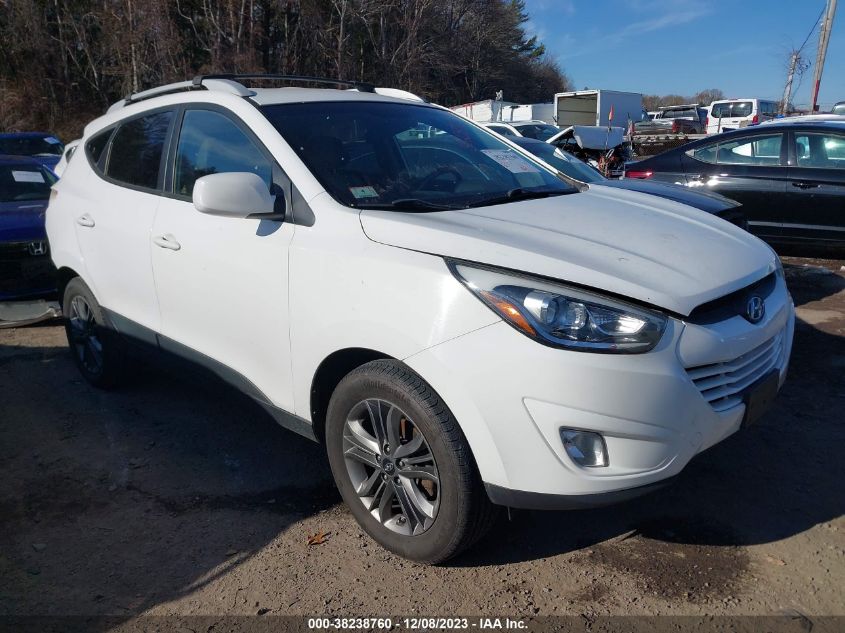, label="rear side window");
[795,133,845,169]
[710,101,753,118]
[690,133,782,166]
[661,109,696,119]
[106,111,173,190]
[173,109,271,197]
